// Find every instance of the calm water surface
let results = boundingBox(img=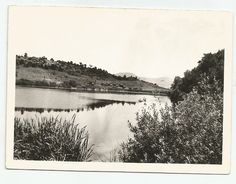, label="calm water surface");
[15,86,171,161]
